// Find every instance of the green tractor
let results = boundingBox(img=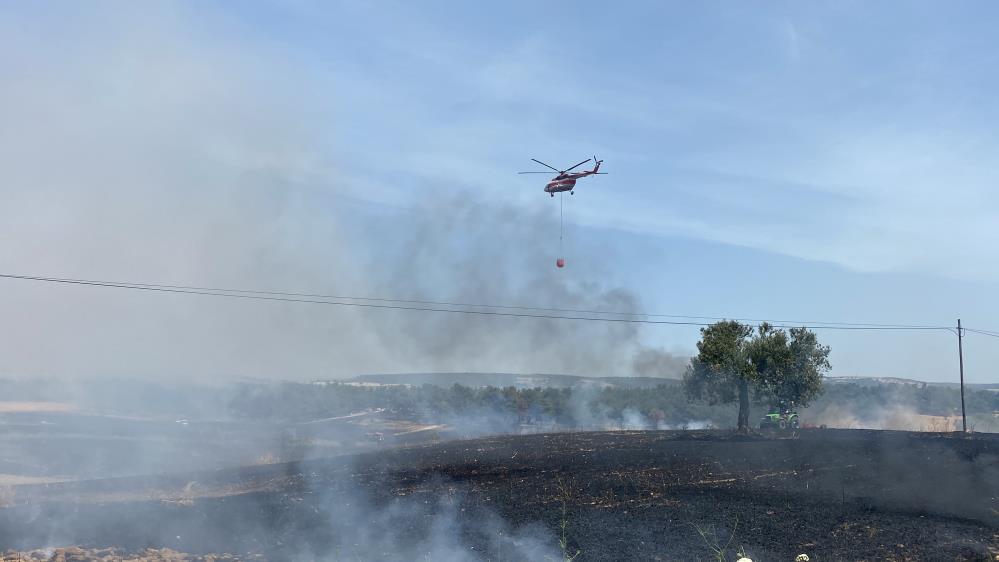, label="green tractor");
[759,405,799,431]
